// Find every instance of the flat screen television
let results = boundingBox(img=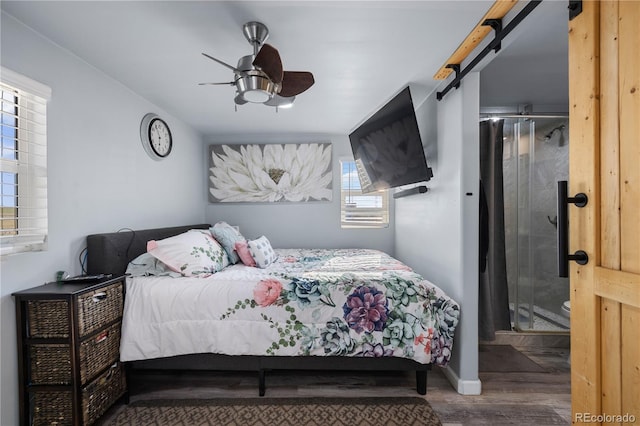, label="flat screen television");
[348,86,433,194]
